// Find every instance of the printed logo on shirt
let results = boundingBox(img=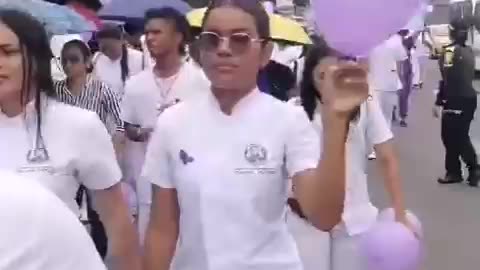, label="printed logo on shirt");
[244,144,268,165]
[234,144,276,175]
[179,149,194,165]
